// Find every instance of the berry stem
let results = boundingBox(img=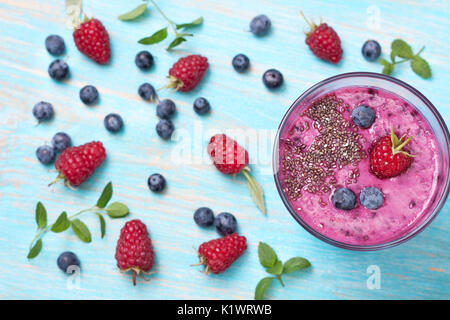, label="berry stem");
[147,0,180,36]
[276,275,285,287]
